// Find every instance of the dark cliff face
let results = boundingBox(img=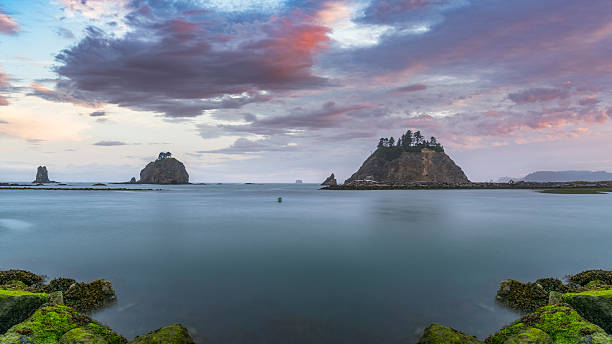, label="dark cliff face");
[139,158,189,184]
[344,148,469,184]
[33,166,51,183]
